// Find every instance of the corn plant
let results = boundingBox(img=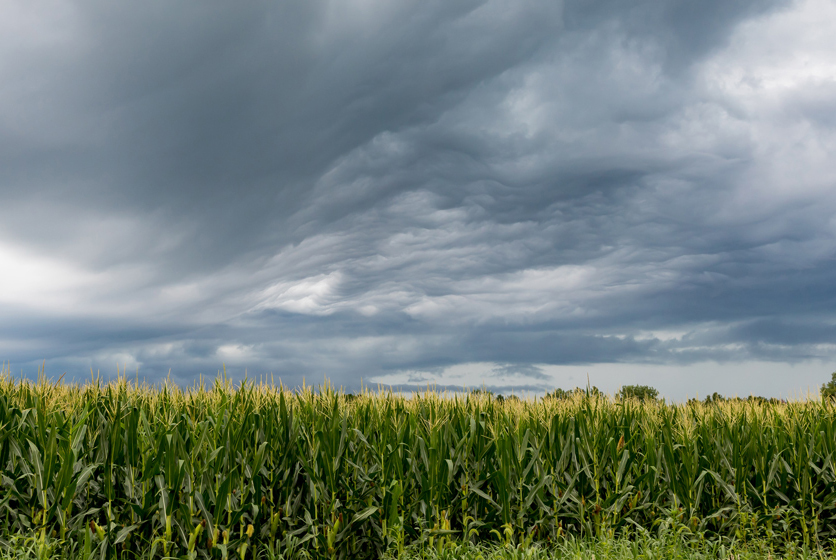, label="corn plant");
[0,363,834,559]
